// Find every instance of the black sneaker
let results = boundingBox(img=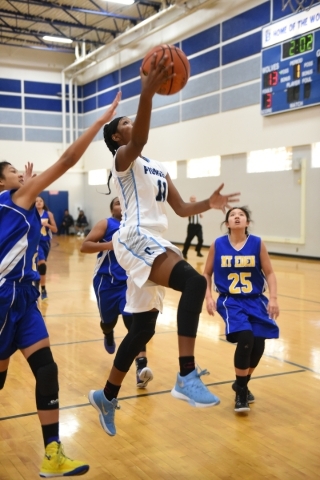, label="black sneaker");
[234,386,250,412]
[232,381,255,403]
[196,252,204,257]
